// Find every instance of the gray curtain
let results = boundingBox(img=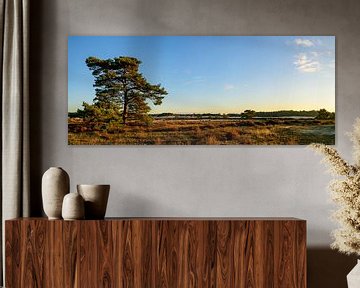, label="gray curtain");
[0,0,30,284]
